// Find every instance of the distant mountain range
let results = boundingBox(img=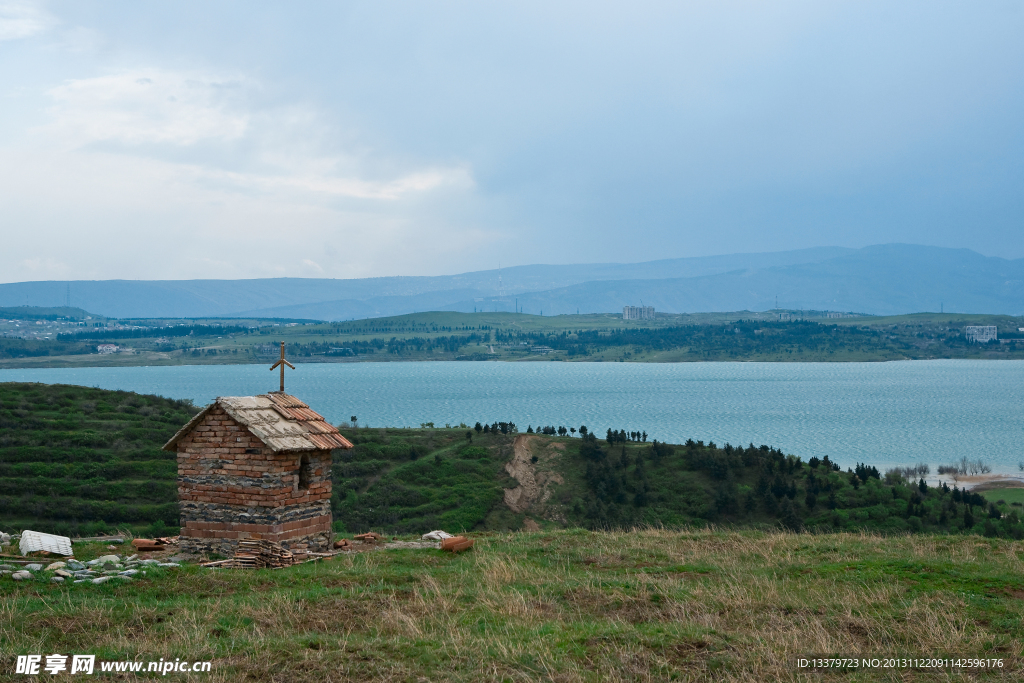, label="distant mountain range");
[1,244,1021,319]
